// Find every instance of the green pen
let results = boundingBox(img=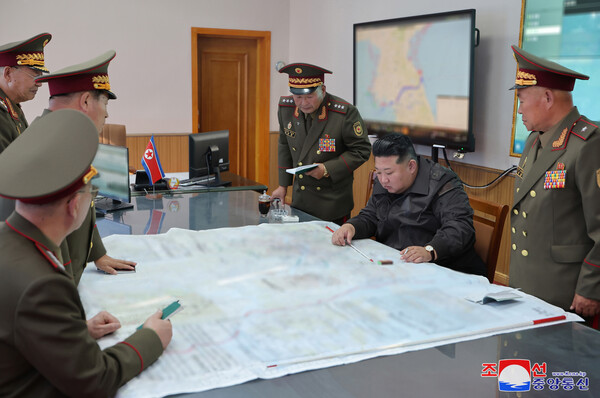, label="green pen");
[137,300,182,330]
